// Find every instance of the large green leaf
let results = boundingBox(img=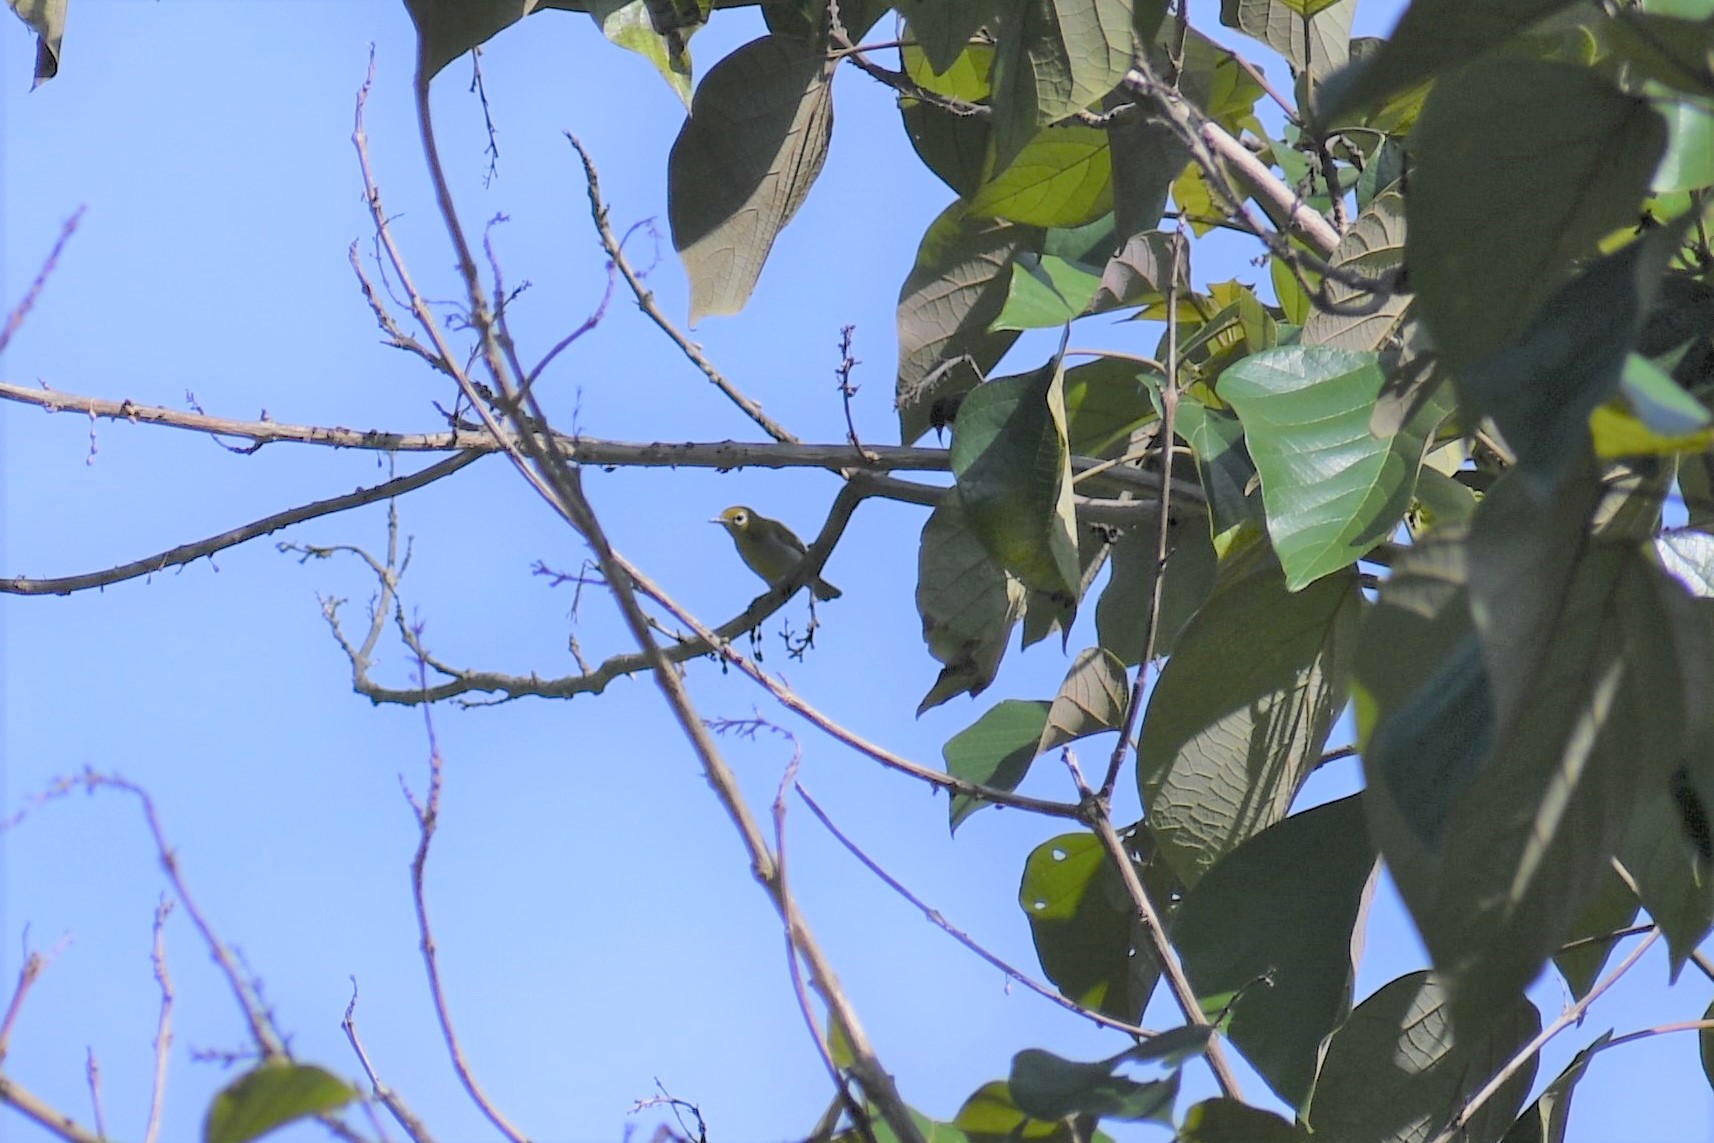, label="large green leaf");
[1221,346,1438,589]
[1220,0,1355,78]
[1366,470,1705,1034]
[1314,0,1584,123]
[1406,57,1665,371]
[1301,188,1409,351]
[1062,354,1158,457]
[1306,972,1540,1143]
[949,352,1082,598]
[668,34,833,322]
[897,201,1041,443]
[972,125,1113,228]
[944,699,1051,831]
[988,0,1135,173]
[1173,795,1379,1112]
[1550,865,1638,999]
[1020,829,1176,1022]
[916,497,1026,713]
[1138,552,1362,885]
[204,1062,356,1143]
